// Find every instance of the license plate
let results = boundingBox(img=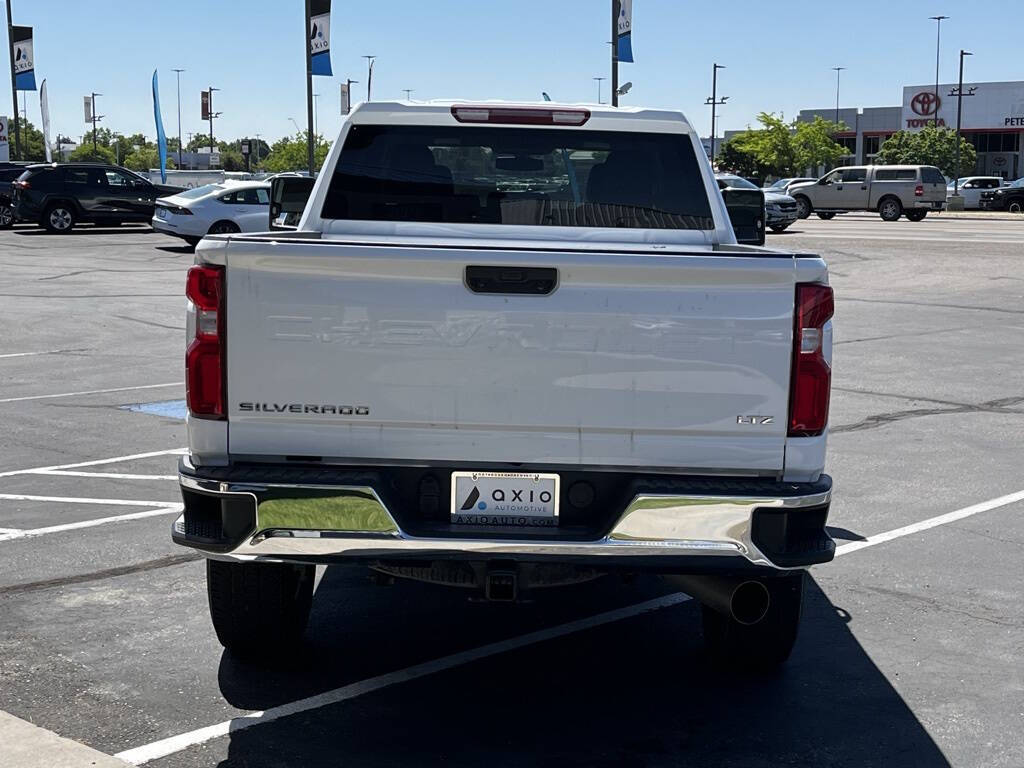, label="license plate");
[156,208,168,219]
[450,471,560,527]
